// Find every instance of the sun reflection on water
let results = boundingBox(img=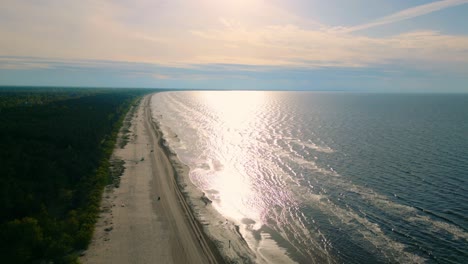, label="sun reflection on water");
[197,91,268,224]
[200,91,266,129]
